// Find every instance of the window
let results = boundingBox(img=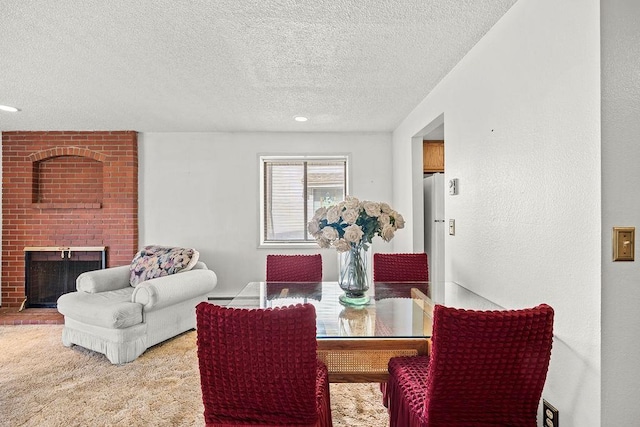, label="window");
[260,155,349,246]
